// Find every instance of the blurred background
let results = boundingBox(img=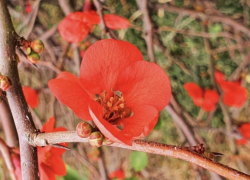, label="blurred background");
[1,0,250,179]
